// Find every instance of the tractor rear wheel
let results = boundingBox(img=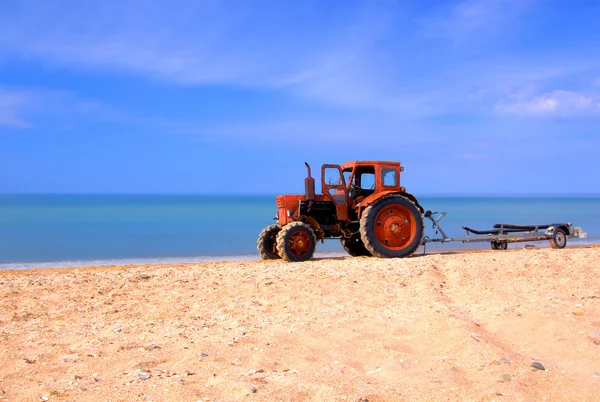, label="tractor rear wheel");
[276,222,317,262]
[257,224,281,260]
[340,233,371,257]
[360,195,424,258]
